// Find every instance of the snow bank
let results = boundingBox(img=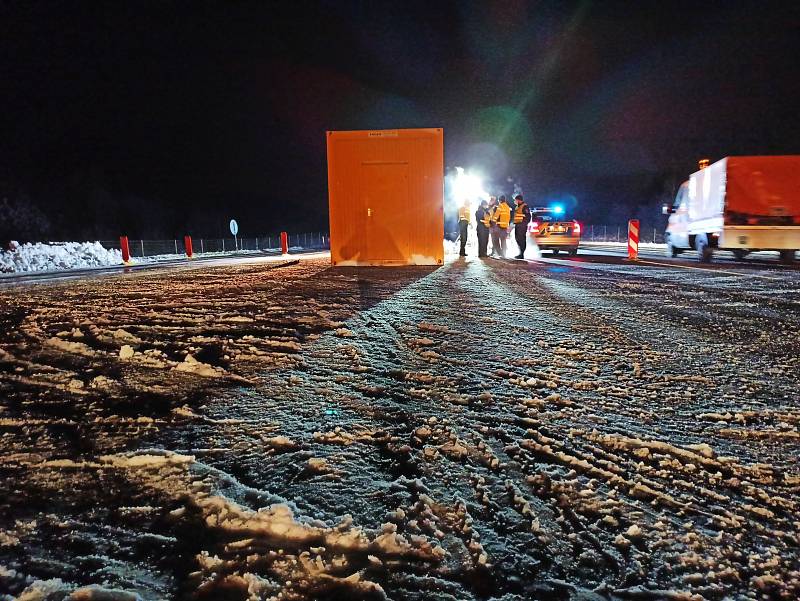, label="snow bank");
[0,241,317,275]
[0,241,122,274]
